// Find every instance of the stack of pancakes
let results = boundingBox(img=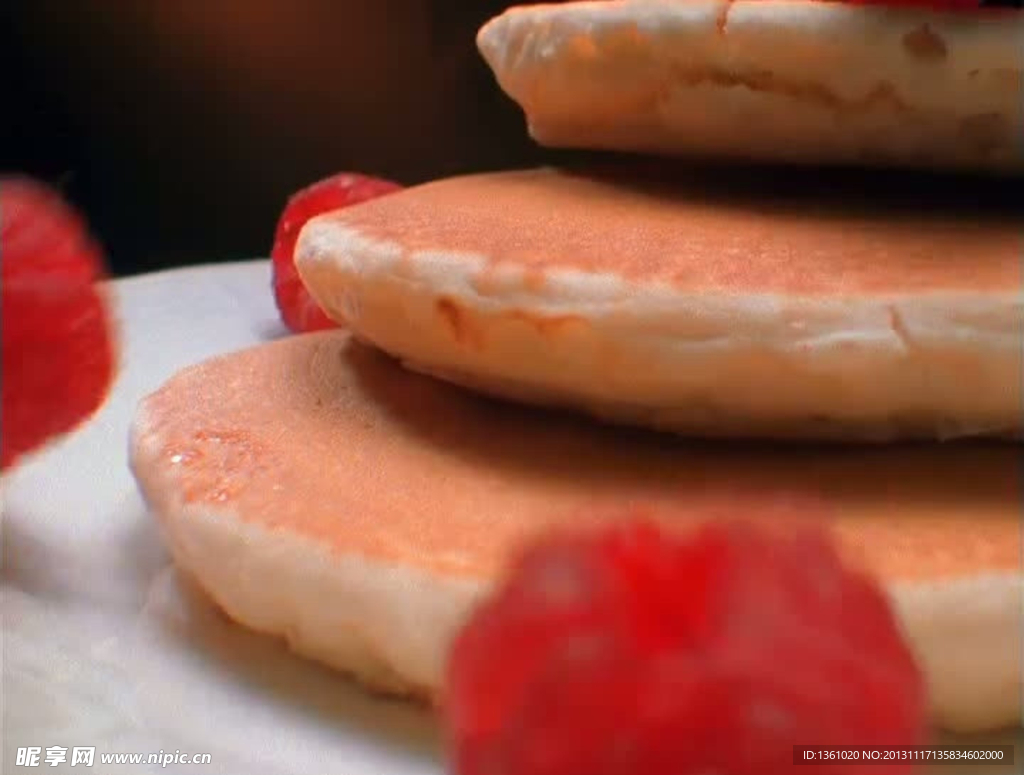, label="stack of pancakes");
[130,0,1022,735]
